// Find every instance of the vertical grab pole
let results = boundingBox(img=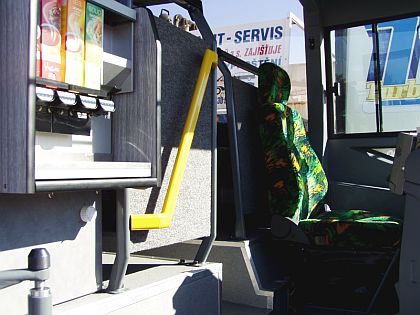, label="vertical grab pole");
[107,189,130,293]
[0,248,52,315]
[189,7,218,264]
[218,56,246,240]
